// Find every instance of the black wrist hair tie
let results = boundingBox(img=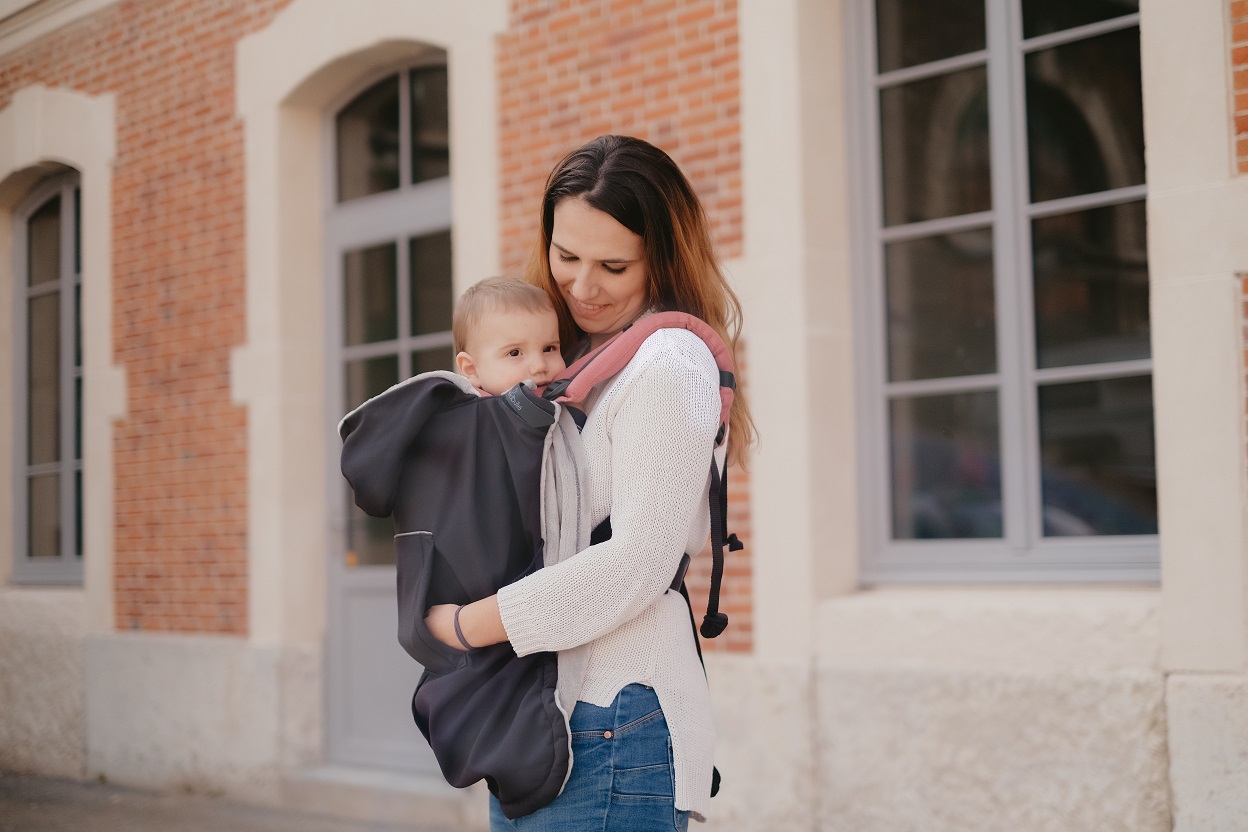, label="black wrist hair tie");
[453,605,474,650]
